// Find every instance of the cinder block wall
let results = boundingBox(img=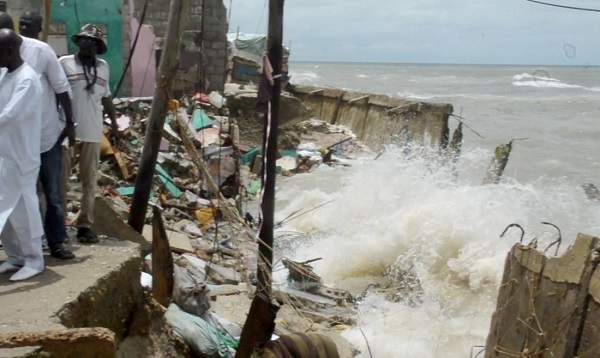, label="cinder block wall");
[131,0,228,94]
